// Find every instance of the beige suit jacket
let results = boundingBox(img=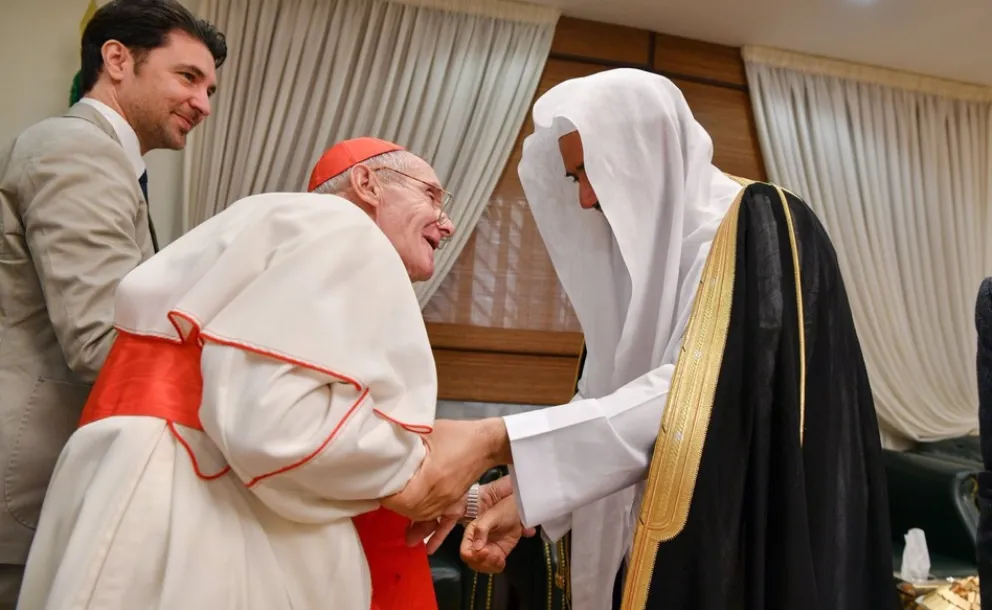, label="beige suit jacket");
[0,103,155,564]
